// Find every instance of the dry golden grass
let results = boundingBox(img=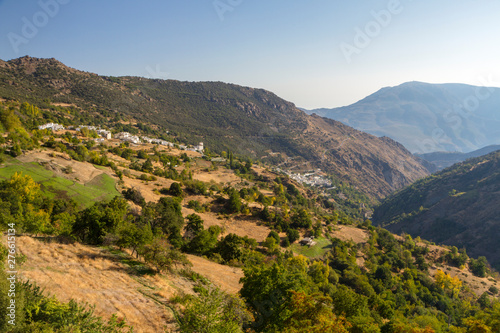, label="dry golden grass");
[17,236,183,333]
[181,203,271,243]
[330,225,369,244]
[15,234,249,332]
[17,150,110,184]
[427,264,498,298]
[185,254,243,294]
[192,168,240,184]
